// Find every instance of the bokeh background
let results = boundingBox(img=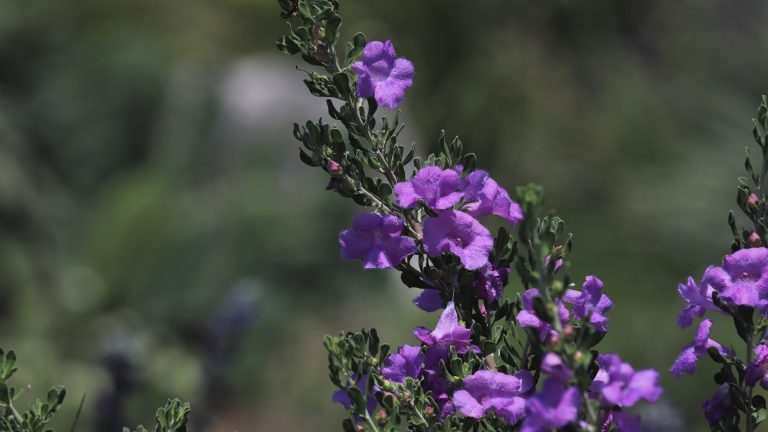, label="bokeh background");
[1,0,767,430]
